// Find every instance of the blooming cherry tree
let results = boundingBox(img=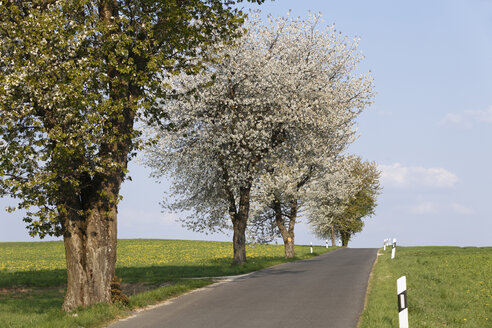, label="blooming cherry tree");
[143,13,374,263]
